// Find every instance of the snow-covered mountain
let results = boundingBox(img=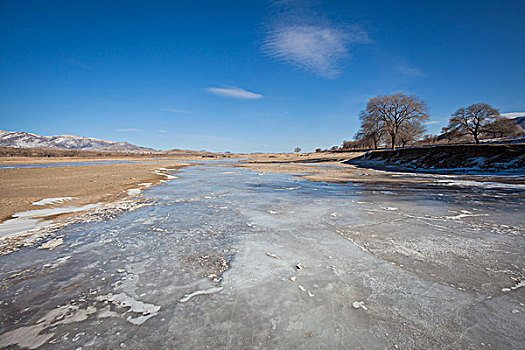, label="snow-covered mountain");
[0,130,157,153]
